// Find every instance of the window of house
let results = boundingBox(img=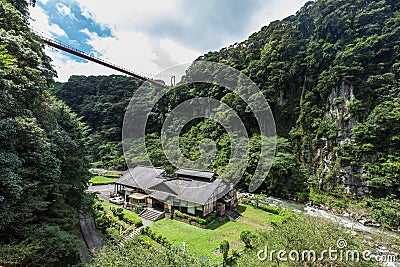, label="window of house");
[187,202,195,214]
